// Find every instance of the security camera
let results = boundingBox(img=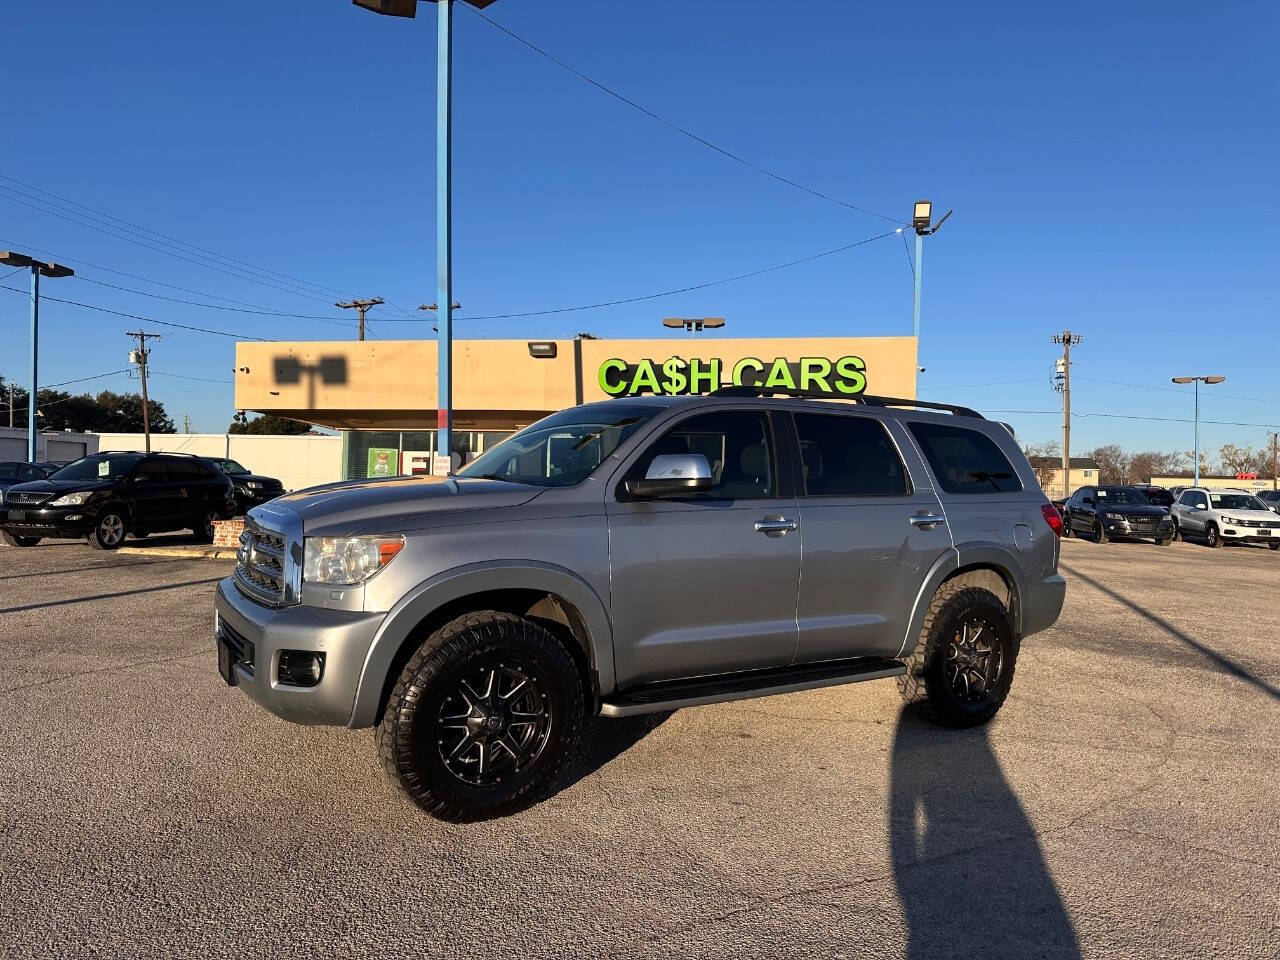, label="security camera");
[918,366,927,373]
